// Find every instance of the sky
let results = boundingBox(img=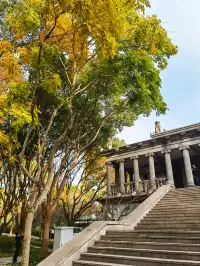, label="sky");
[118,0,200,144]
